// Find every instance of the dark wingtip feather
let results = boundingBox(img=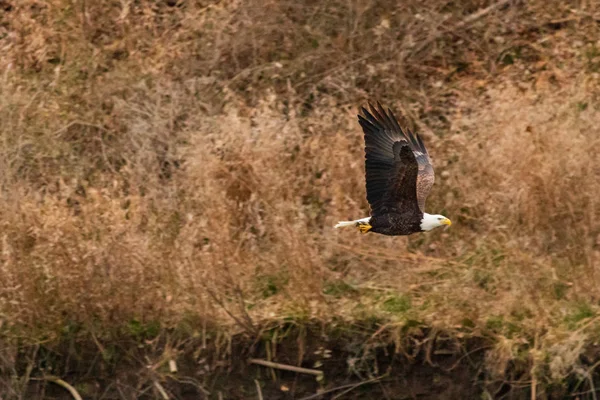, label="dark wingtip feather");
[369,102,386,126]
[360,102,429,156]
[359,101,399,133]
[415,132,428,154]
[378,102,398,132]
[358,108,365,121]
[362,102,374,120]
[368,101,378,113]
[386,107,405,134]
[376,101,386,120]
[406,128,420,149]
[365,103,394,131]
